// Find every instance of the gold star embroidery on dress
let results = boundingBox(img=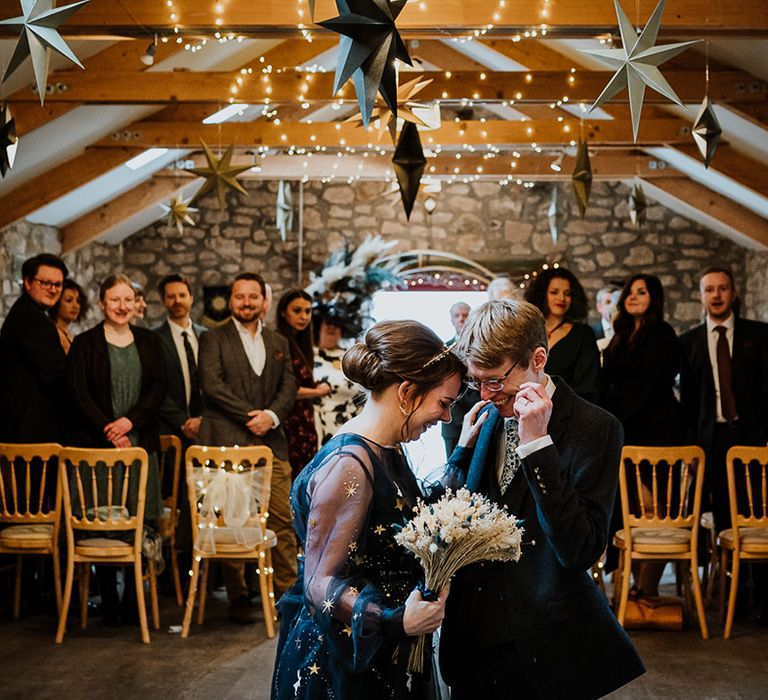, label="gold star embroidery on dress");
[348,541,358,553]
[348,586,359,597]
[322,599,335,613]
[374,524,386,535]
[345,481,359,499]
[308,518,317,528]
[395,498,406,511]
[343,625,353,637]
[308,663,320,675]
